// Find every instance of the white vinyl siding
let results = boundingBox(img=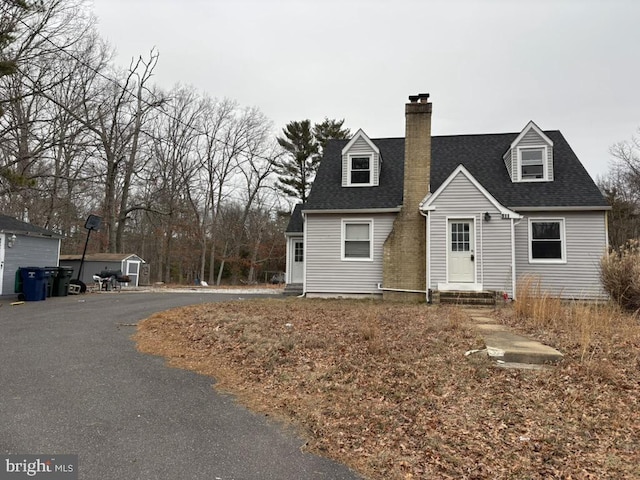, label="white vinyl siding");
[342,135,380,187]
[427,171,514,296]
[515,211,607,299]
[503,150,514,179]
[305,213,395,295]
[2,235,60,296]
